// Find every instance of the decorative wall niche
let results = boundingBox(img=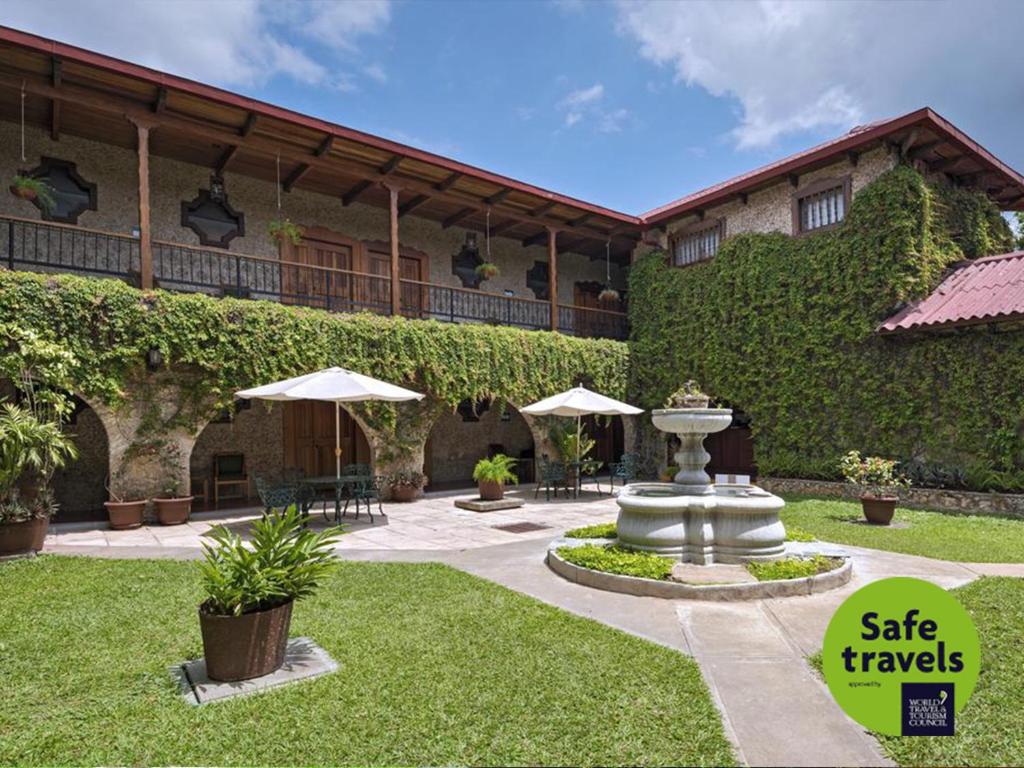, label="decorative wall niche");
[452,232,483,289]
[457,398,491,422]
[25,157,97,224]
[181,178,244,248]
[526,260,550,300]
